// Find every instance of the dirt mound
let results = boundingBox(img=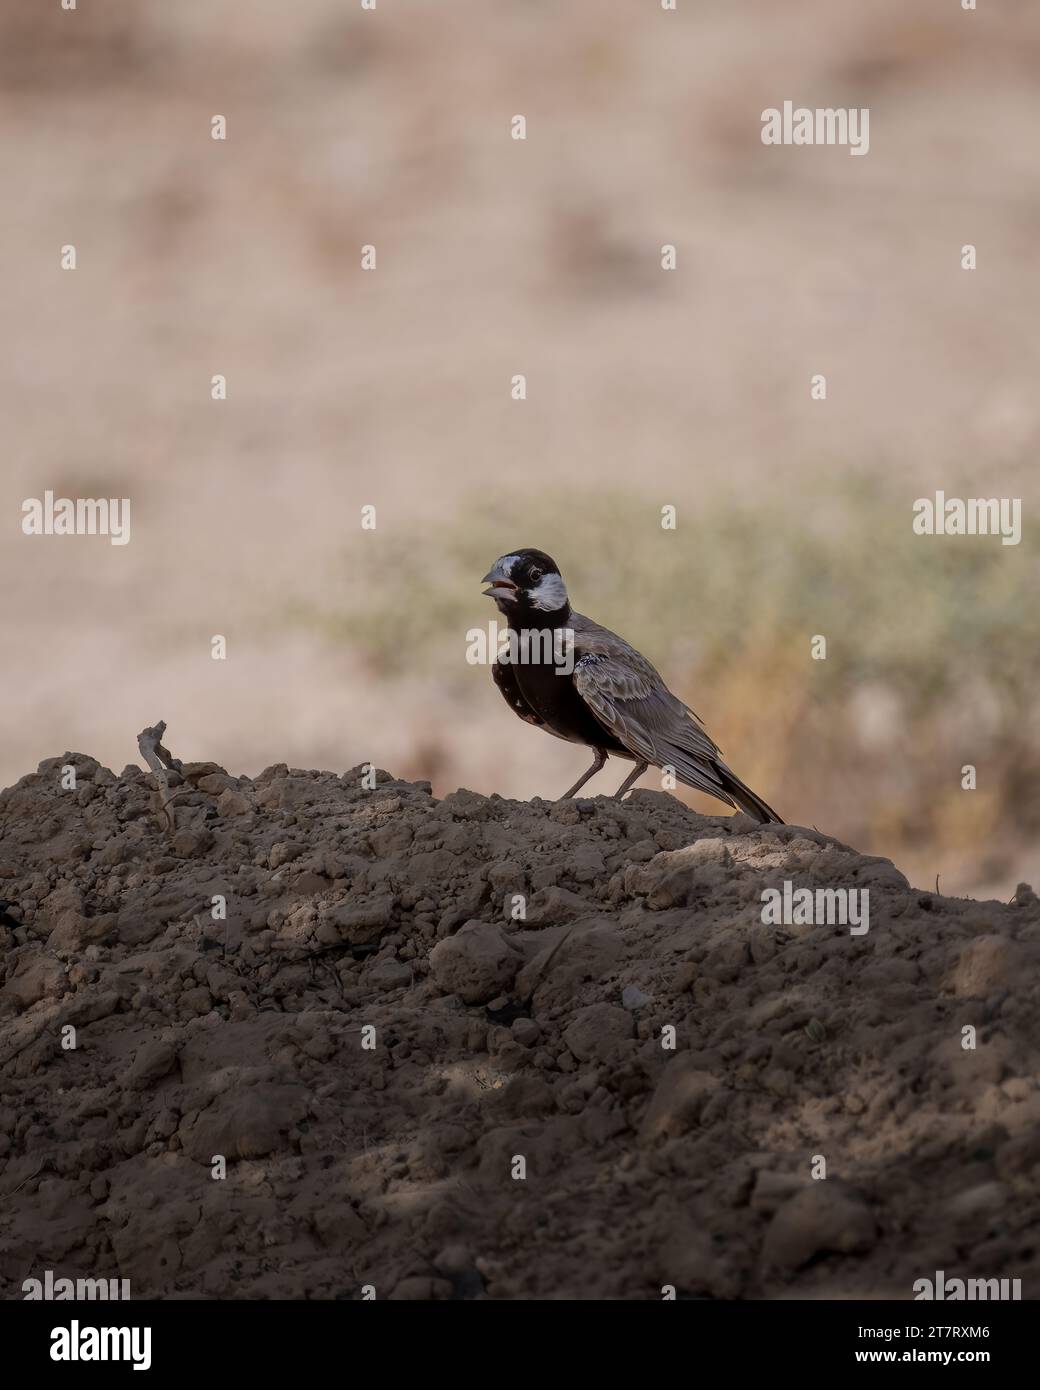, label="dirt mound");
[2,751,1038,1300]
